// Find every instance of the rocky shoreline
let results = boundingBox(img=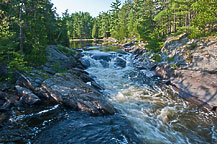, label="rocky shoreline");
[0,45,116,123]
[102,34,217,116]
[1,35,216,124]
